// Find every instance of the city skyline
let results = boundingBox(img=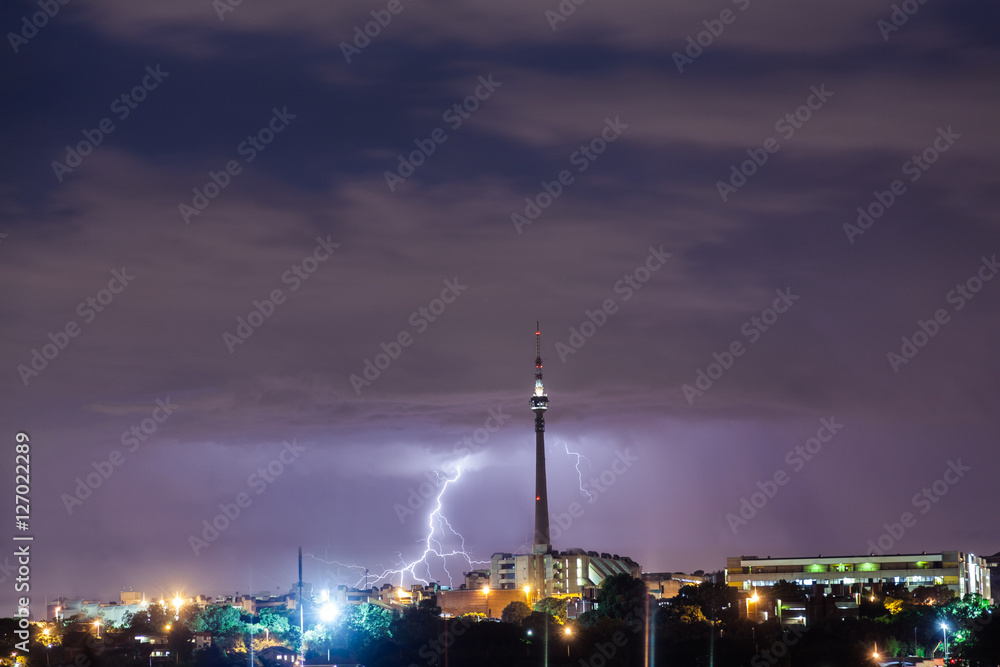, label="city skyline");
[2,0,999,611]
